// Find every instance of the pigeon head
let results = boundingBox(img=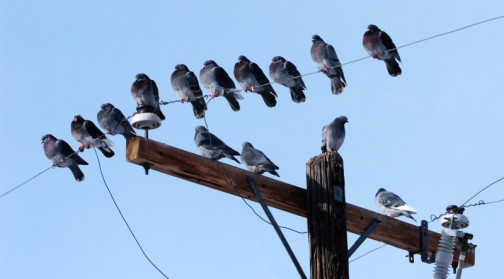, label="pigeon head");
[271,56,285,63]
[195,125,208,133]
[73,114,84,123]
[41,134,56,144]
[135,73,149,81]
[174,64,189,71]
[203,60,217,67]
[336,115,349,123]
[376,188,387,196]
[367,24,379,31]
[100,103,114,111]
[312,35,323,43]
[242,141,253,148]
[237,55,250,62]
